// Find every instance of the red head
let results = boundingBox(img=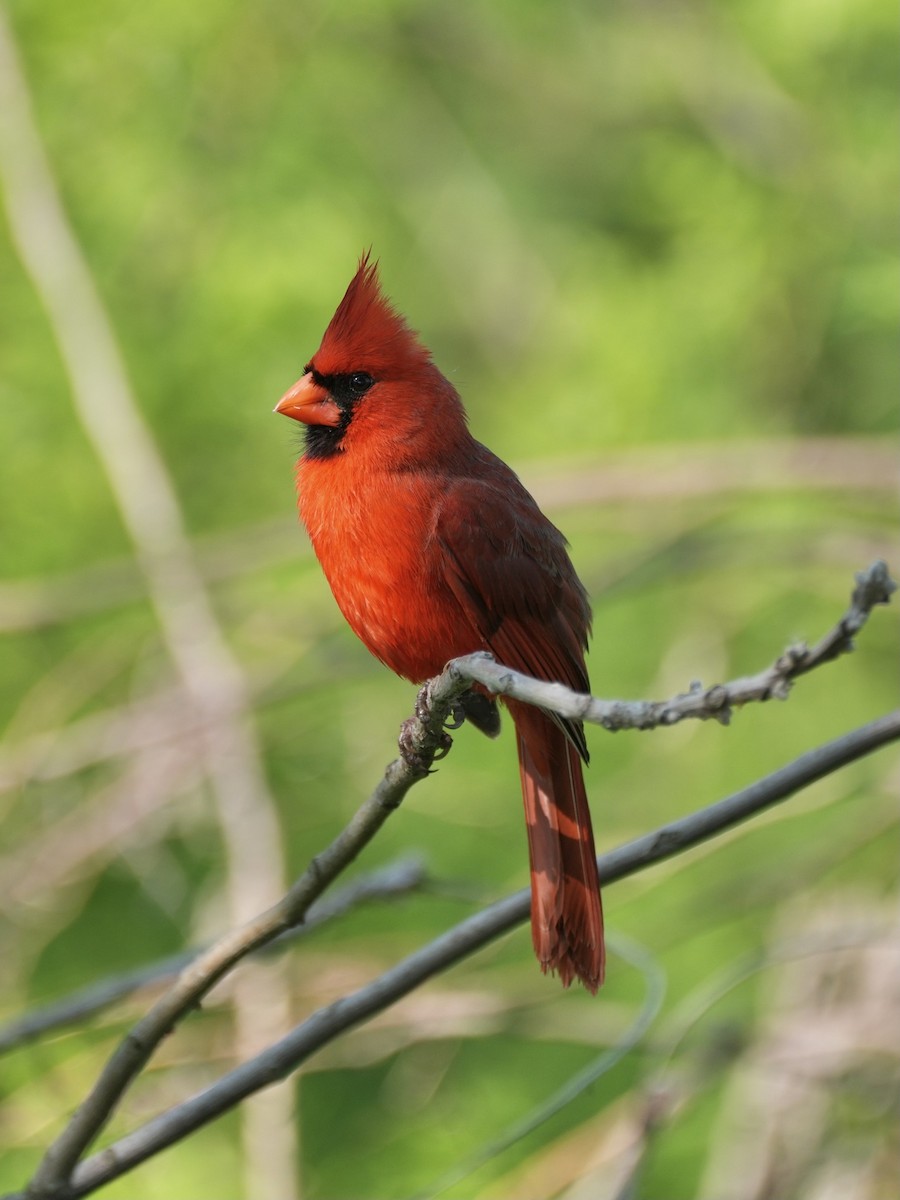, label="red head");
[275,253,467,460]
